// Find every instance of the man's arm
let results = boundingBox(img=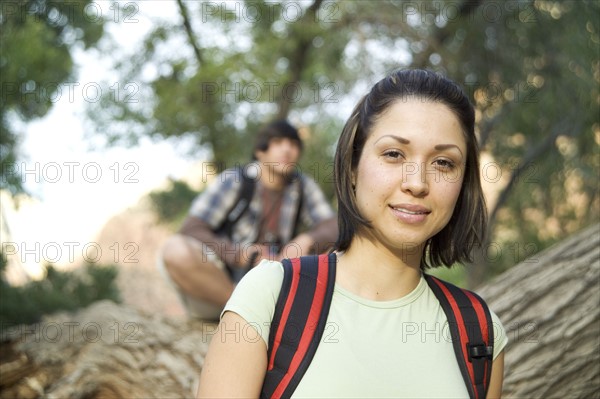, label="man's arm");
[179,168,259,268]
[179,217,260,268]
[306,217,338,253]
[279,175,338,258]
[296,176,338,253]
[281,217,337,258]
